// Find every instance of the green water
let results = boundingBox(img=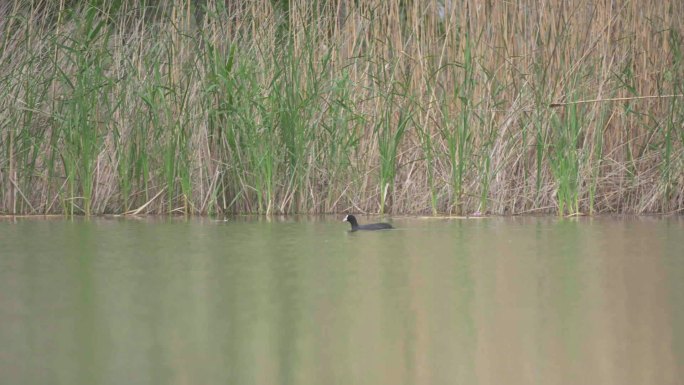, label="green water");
[1,216,683,385]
